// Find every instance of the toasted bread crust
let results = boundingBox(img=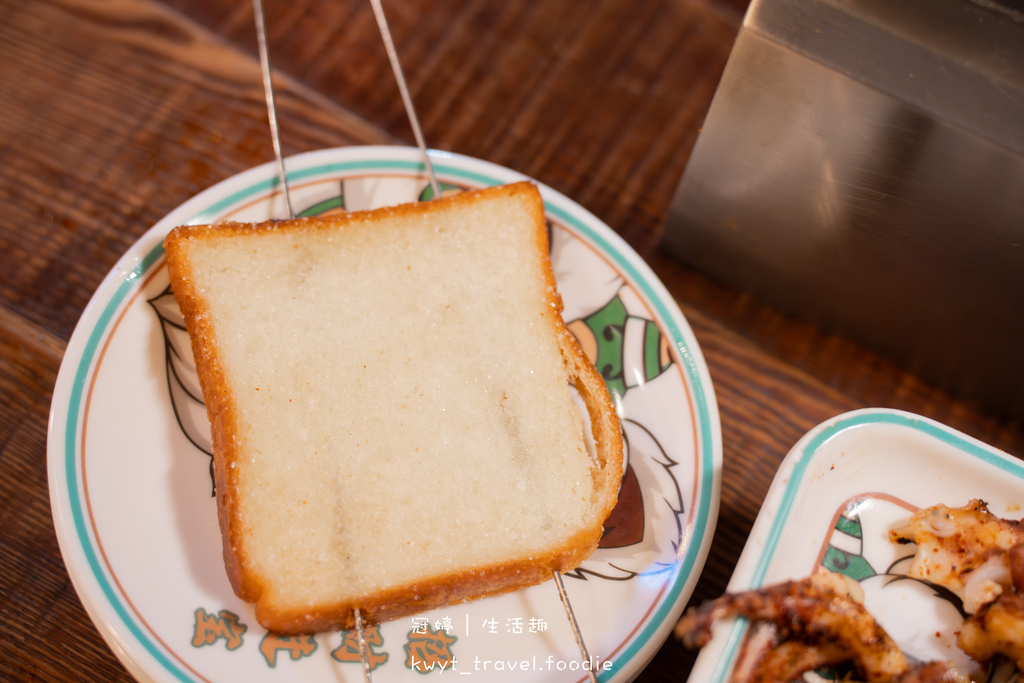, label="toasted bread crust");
[164,225,255,602]
[163,181,623,633]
